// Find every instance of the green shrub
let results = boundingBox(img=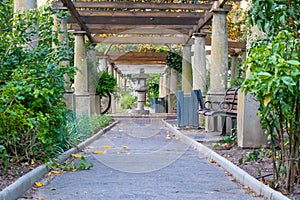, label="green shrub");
[120,91,137,109]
